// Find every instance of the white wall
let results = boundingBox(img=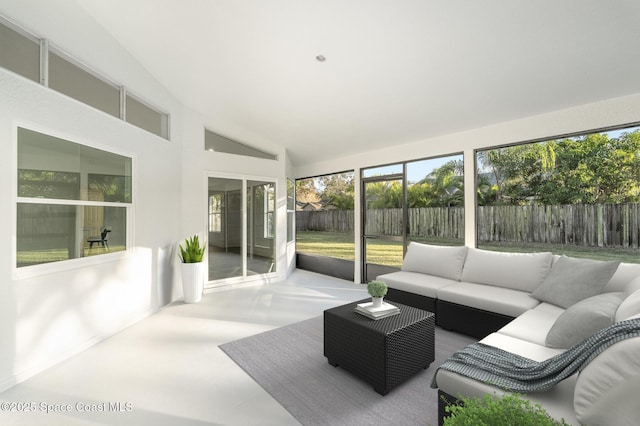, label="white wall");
[0,69,183,391]
[179,109,289,286]
[0,1,292,392]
